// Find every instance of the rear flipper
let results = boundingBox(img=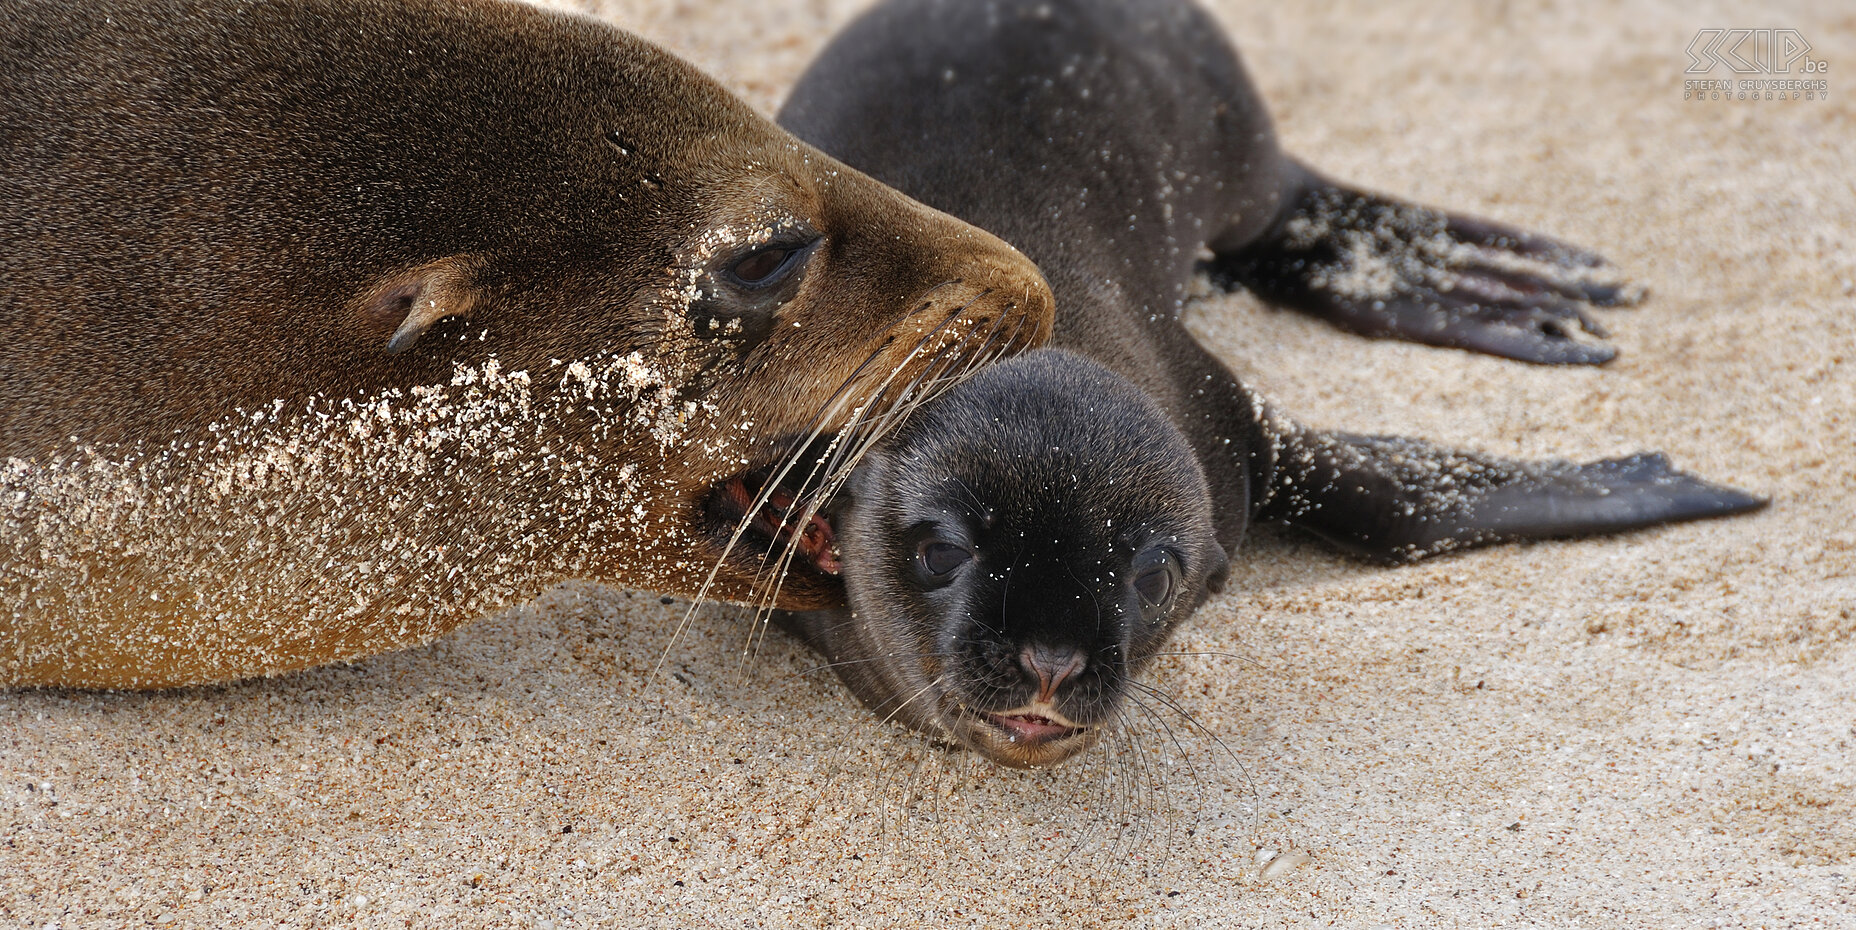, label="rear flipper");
[1206,167,1641,365]
[1253,423,1766,562]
